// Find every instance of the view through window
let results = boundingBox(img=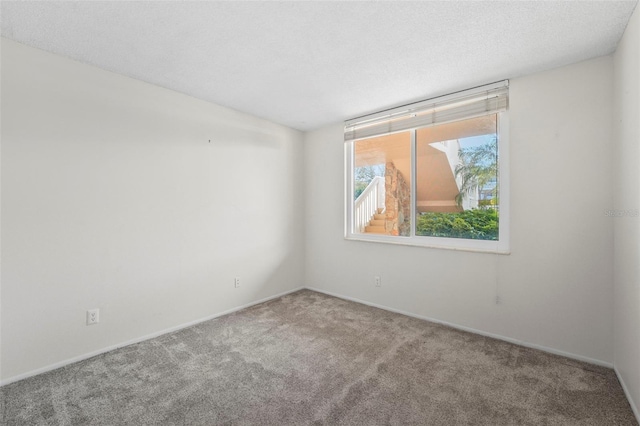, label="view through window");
[415,115,498,240]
